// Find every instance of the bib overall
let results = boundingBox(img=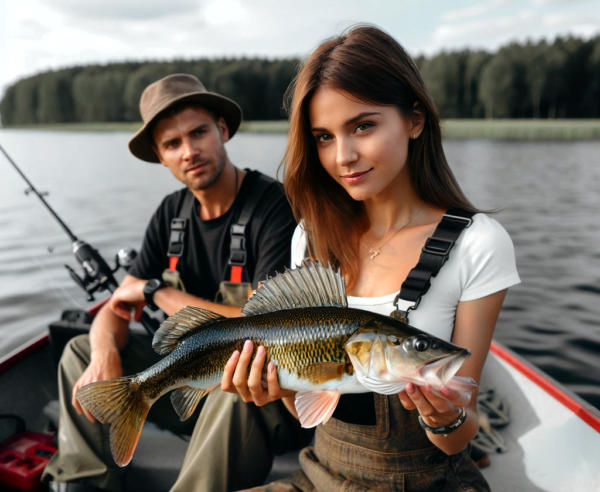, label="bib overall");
[248,394,490,492]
